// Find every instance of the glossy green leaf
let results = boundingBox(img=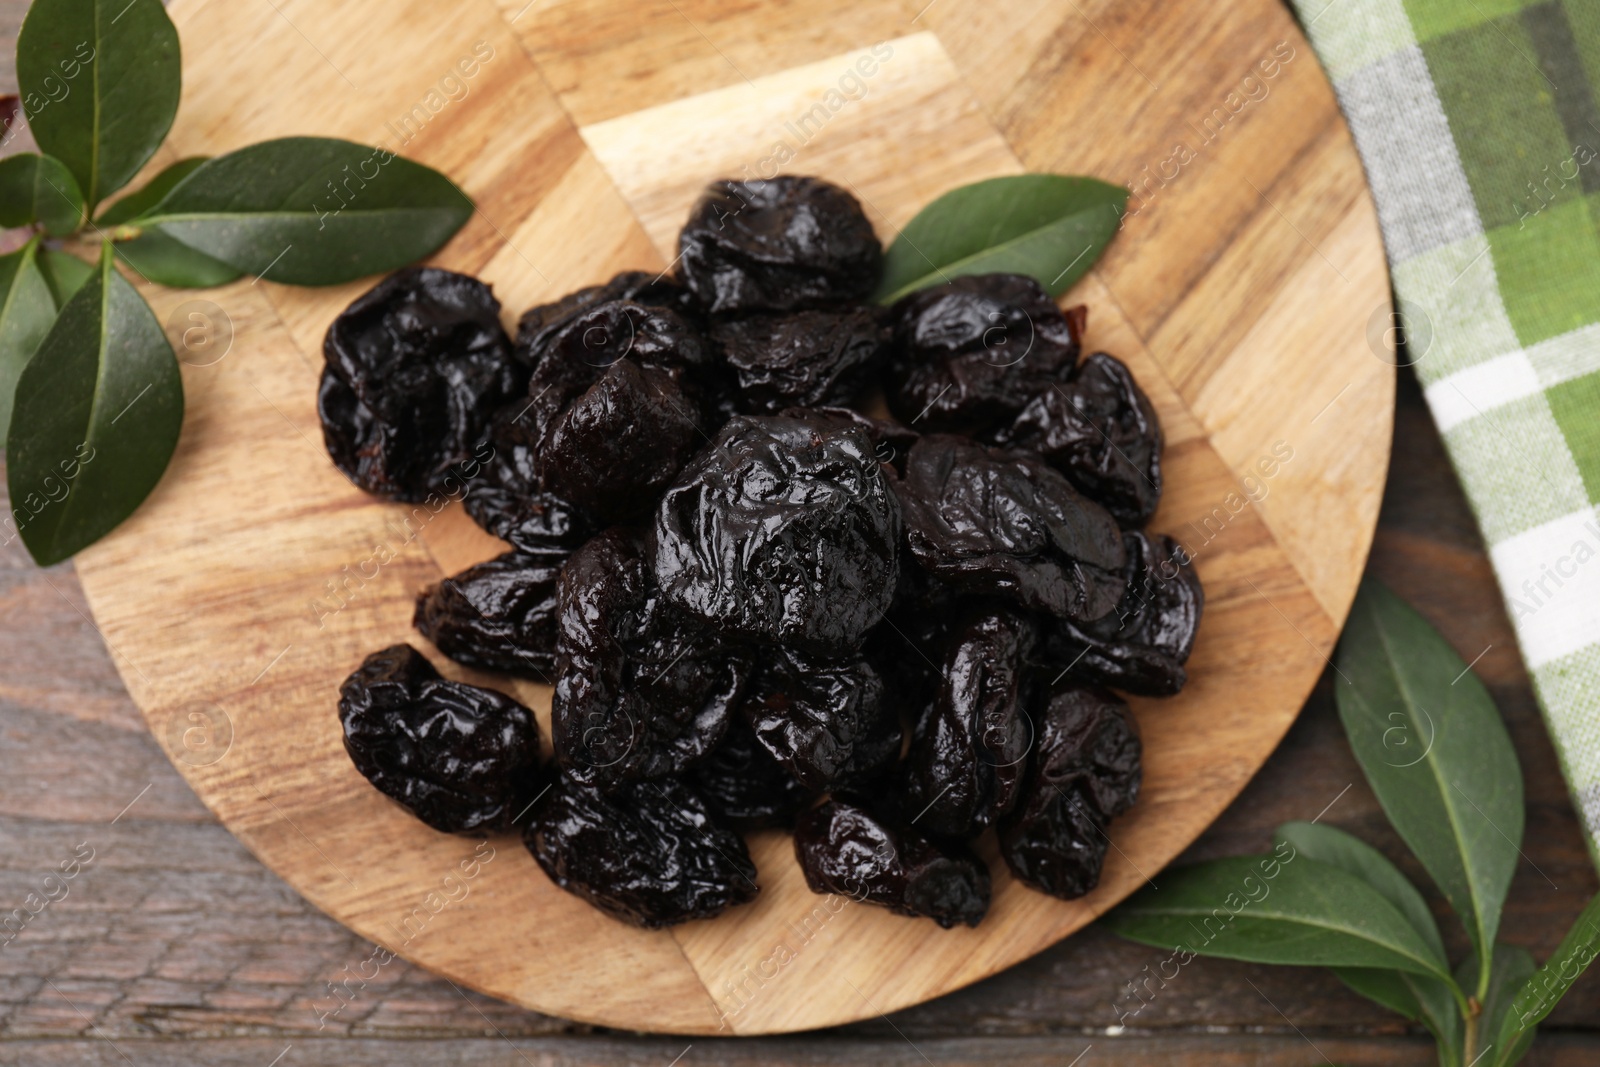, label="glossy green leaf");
[36,248,94,307]
[17,0,181,209]
[97,156,209,225]
[99,158,242,288]
[1336,578,1523,993]
[873,174,1127,304]
[0,240,59,438]
[1100,854,1452,981]
[6,242,182,565]
[0,153,85,234]
[1495,892,1600,1063]
[136,137,473,286]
